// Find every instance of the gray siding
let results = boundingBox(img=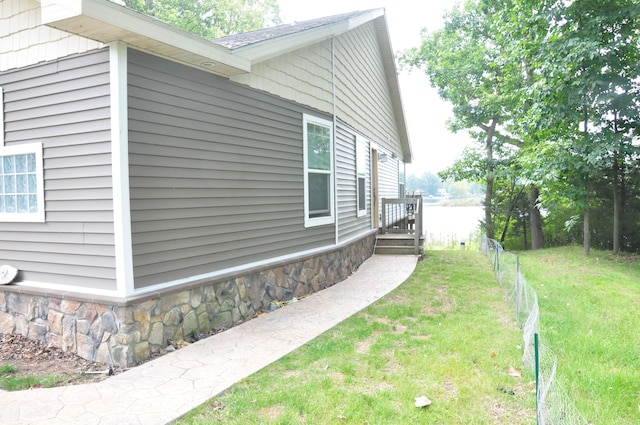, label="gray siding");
[379,156,401,200]
[0,49,116,290]
[127,50,335,288]
[334,23,403,158]
[231,21,405,163]
[336,122,371,242]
